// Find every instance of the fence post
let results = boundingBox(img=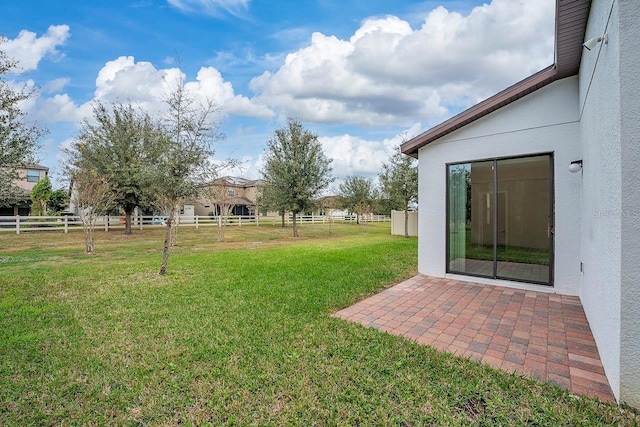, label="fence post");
[239,216,242,227]
[64,216,68,234]
[105,215,109,232]
[16,215,20,235]
[139,214,143,231]
[195,215,199,229]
